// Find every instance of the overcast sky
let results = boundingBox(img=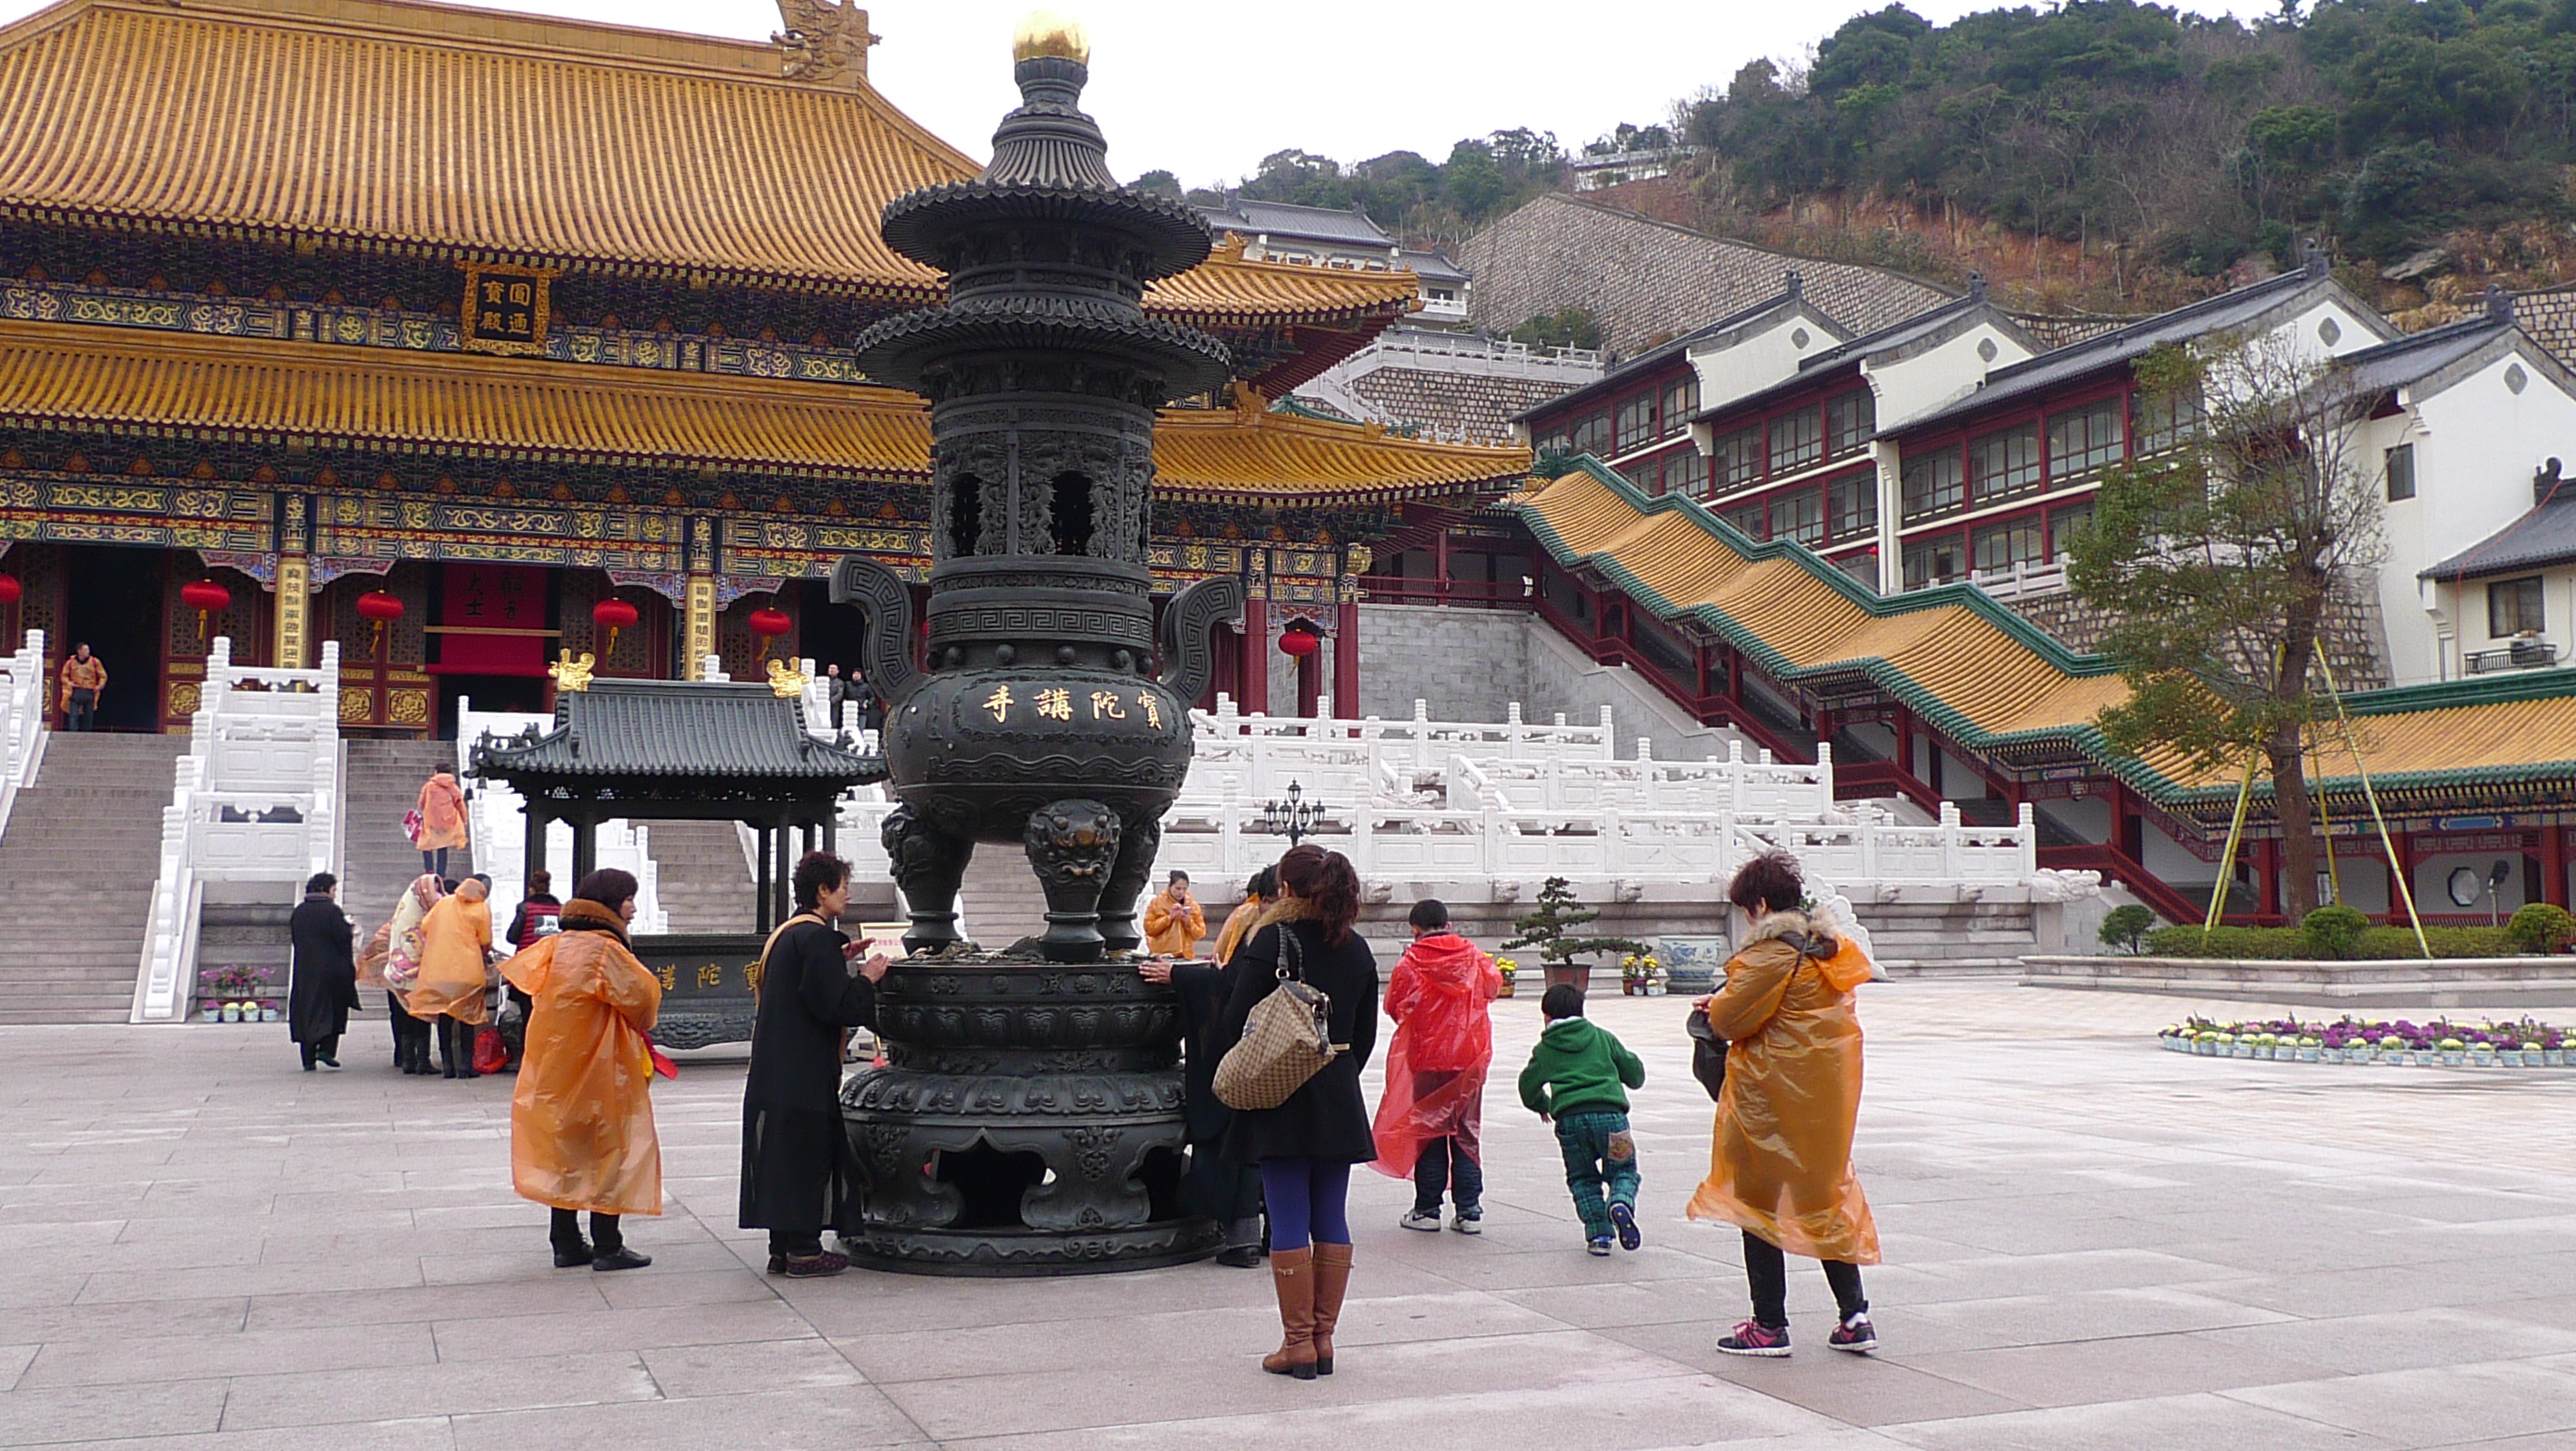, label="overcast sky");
[0,0,2286,187]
